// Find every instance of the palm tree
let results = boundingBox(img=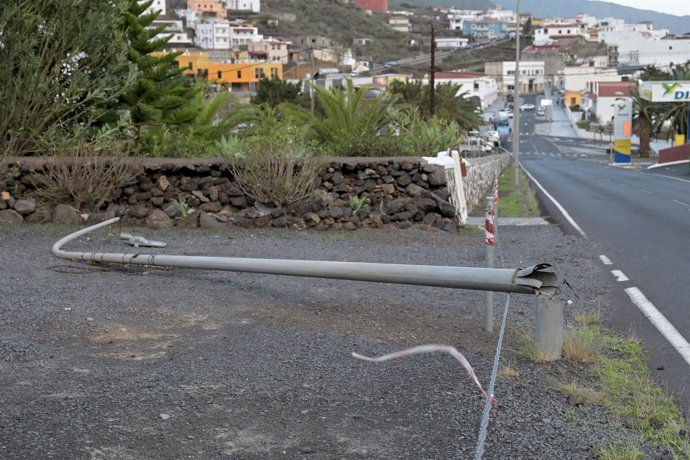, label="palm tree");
[281,79,398,156]
[652,64,690,143]
[433,84,484,133]
[631,88,657,158]
[389,81,484,133]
